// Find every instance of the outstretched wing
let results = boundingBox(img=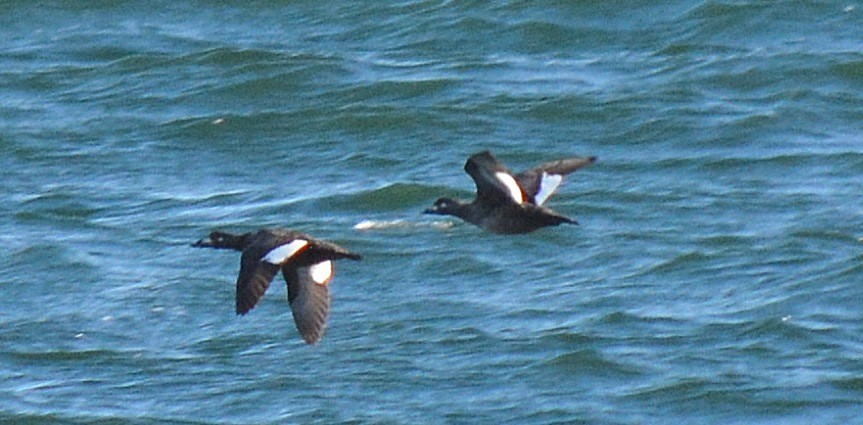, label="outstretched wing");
[283,261,333,344]
[236,255,281,315]
[516,156,596,205]
[236,239,310,315]
[464,151,526,205]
